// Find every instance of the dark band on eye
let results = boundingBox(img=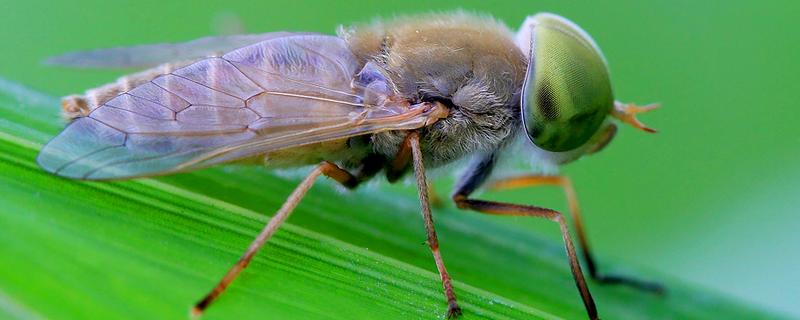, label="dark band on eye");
[536,82,559,120]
